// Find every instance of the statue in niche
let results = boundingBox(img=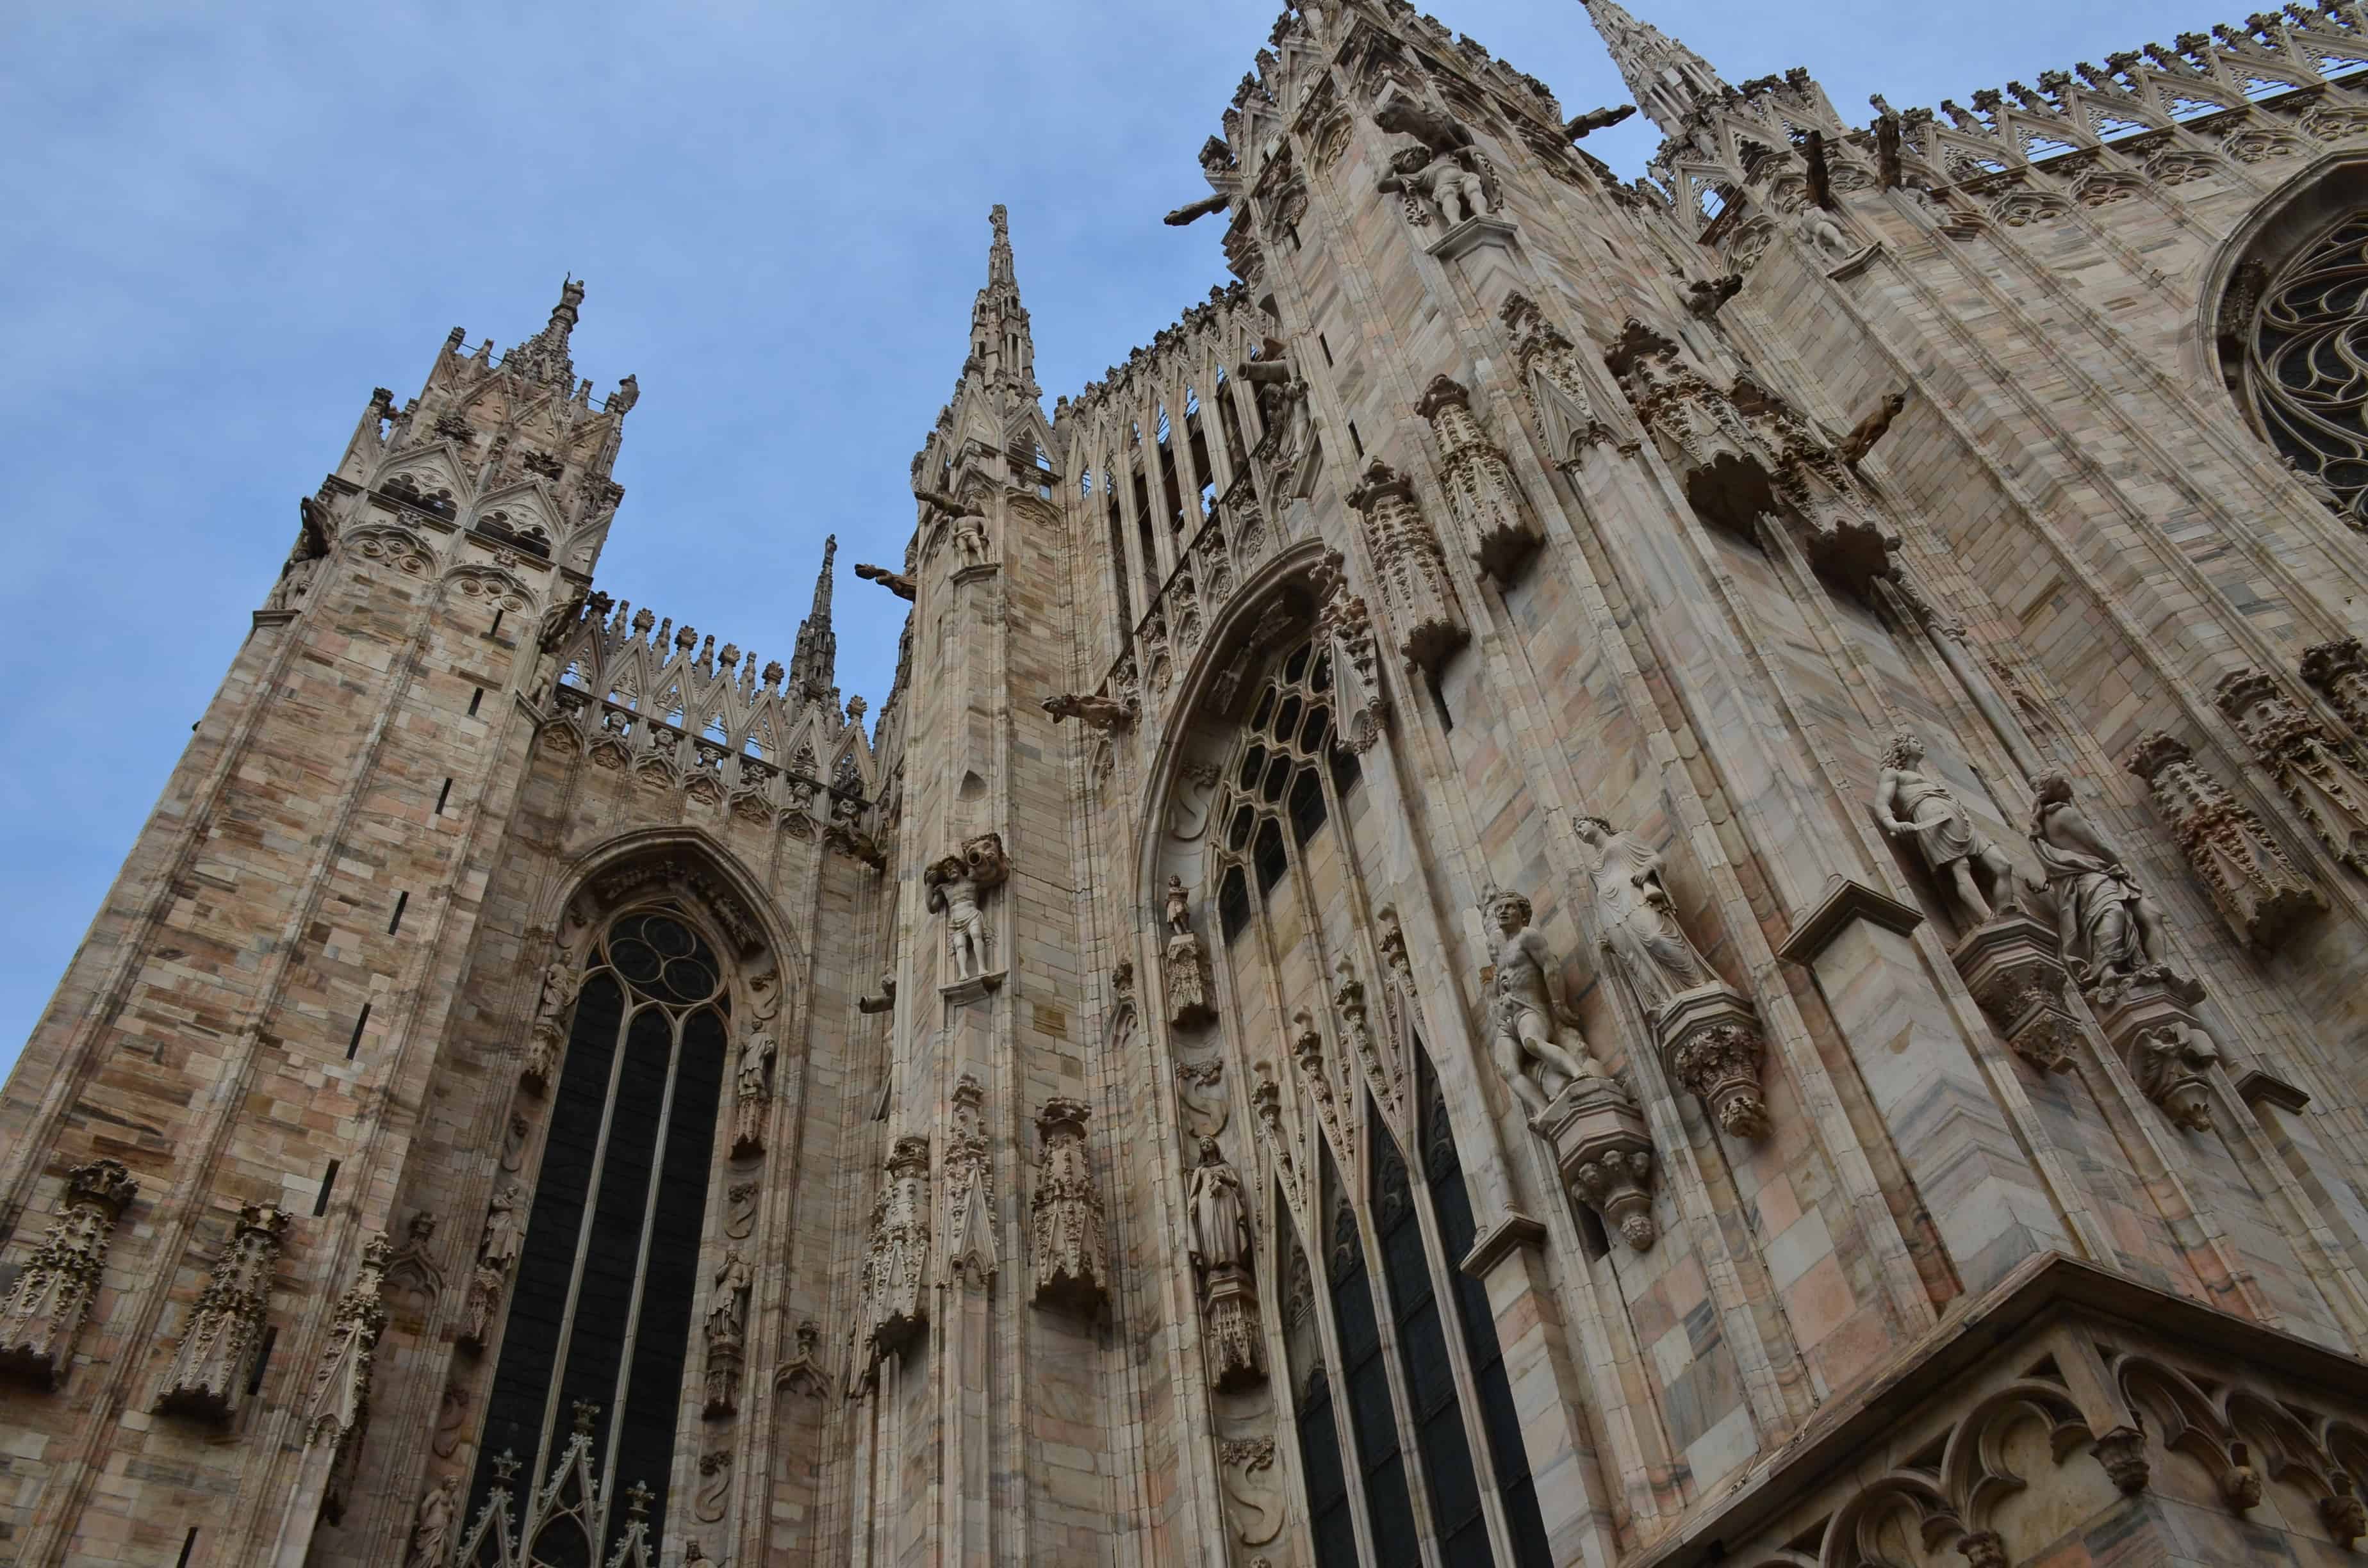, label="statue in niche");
[1574,817,1713,1015]
[1165,876,1193,938]
[1377,143,1491,226]
[408,1476,459,1567]
[952,512,991,568]
[2028,773,2167,980]
[1874,731,2018,925]
[1187,1138,1251,1275]
[536,958,579,1023]
[1481,886,1601,1118]
[936,863,991,979]
[481,1182,527,1270]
